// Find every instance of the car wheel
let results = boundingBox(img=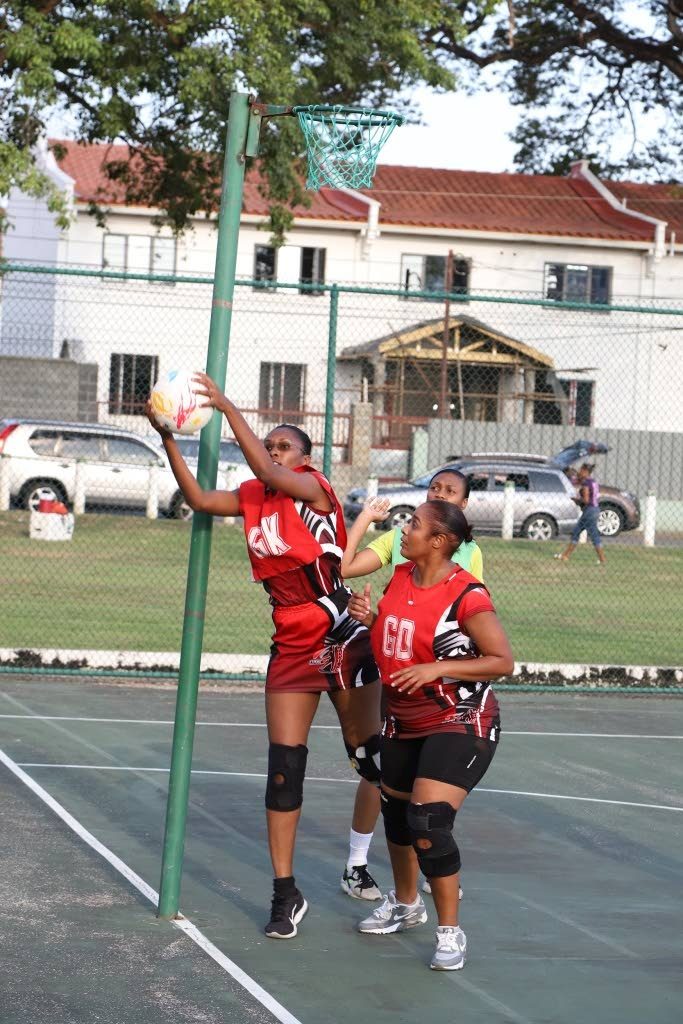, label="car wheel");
[597,504,624,537]
[387,505,415,530]
[20,480,68,512]
[522,513,557,541]
[171,492,193,521]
